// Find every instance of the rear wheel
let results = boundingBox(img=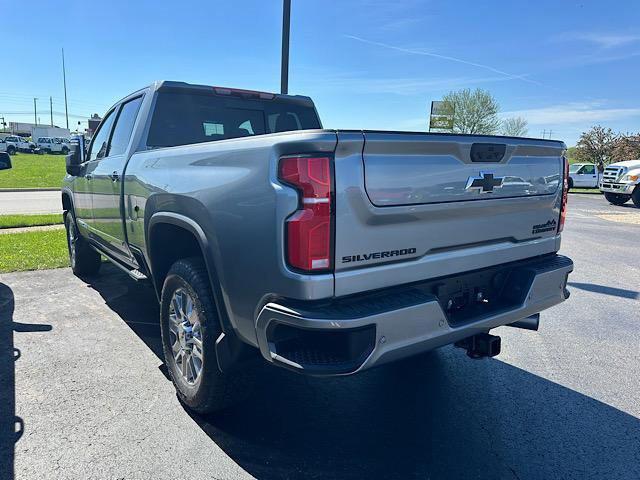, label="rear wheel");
[567,177,574,189]
[631,187,640,208]
[7,146,15,155]
[604,192,630,206]
[65,212,101,276]
[160,257,252,413]
[61,146,69,155]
